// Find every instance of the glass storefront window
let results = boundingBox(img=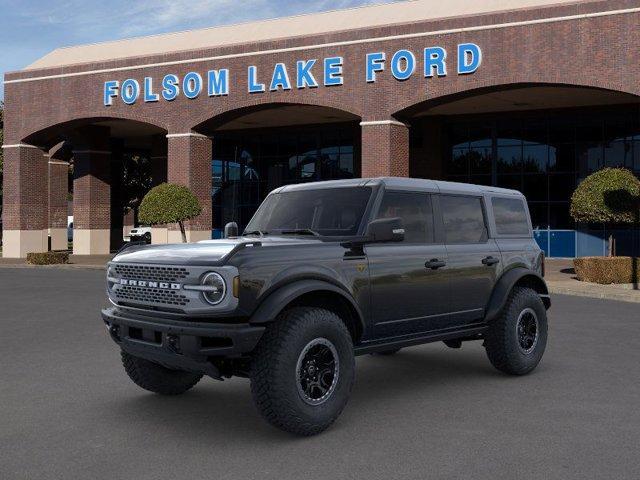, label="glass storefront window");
[469,147,492,174]
[211,123,359,234]
[604,140,632,168]
[443,105,640,231]
[497,145,522,173]
[523,144,548,173]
